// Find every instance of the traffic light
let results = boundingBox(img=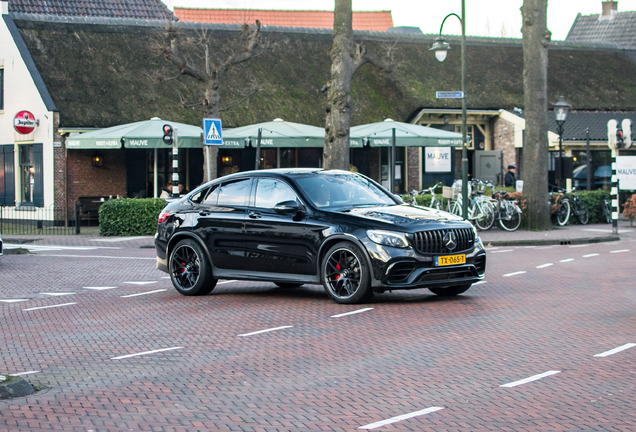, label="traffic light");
[616,127,624,148]
[162,124,173,145]
[622,119,632,149]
